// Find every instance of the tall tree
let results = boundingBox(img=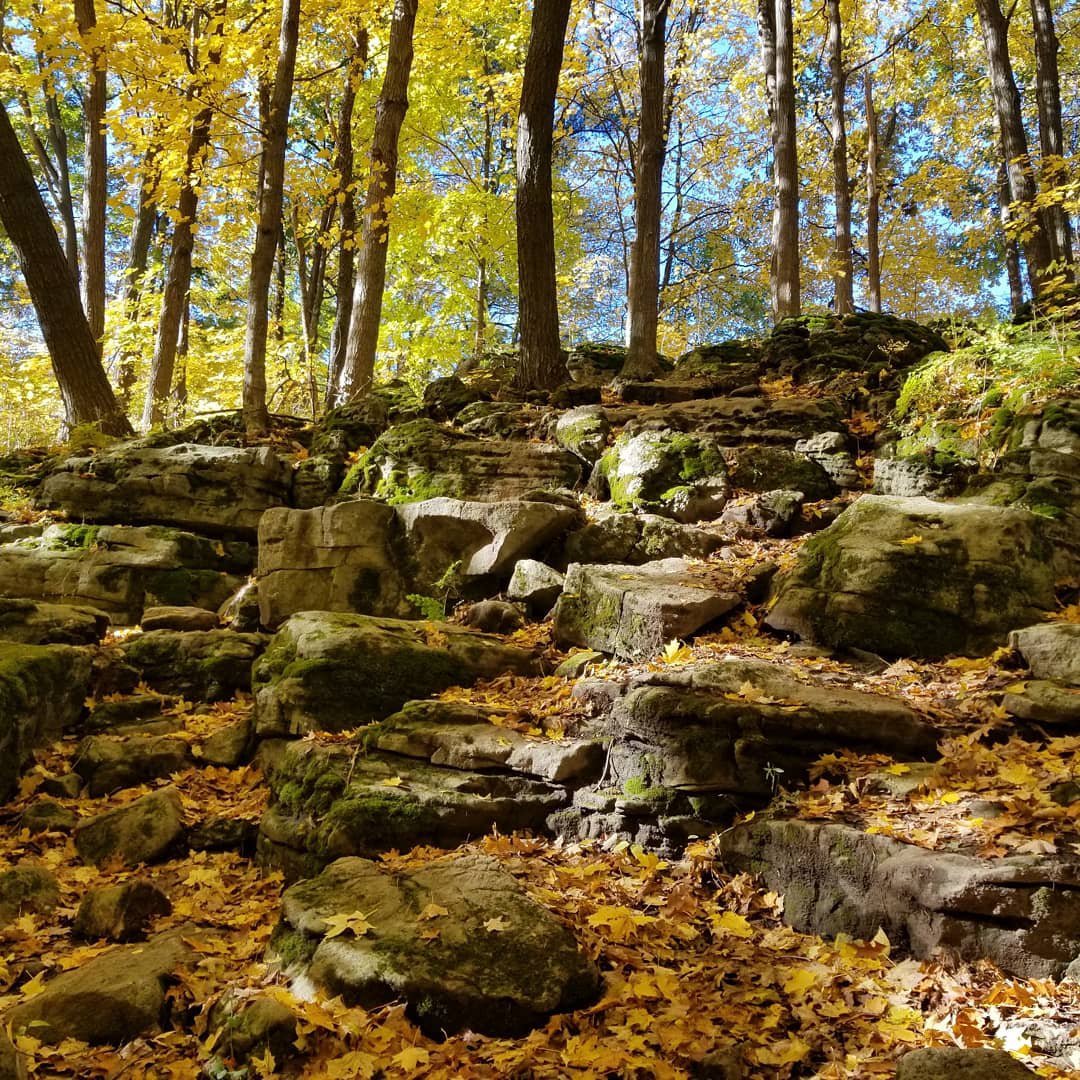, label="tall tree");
[826,0,852,314]
[622,0,670,379]
[514,0,572,391]
[73,0,107,346]
[863,72,881,313]
[337,0,417,402]
[242,0,301,434]
[772,0,799,318]
[1028,0,1072,271]
[142,3,225,429]
[0,101,130,435]
[998,158,1025,314]
[974,0,1052,295]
